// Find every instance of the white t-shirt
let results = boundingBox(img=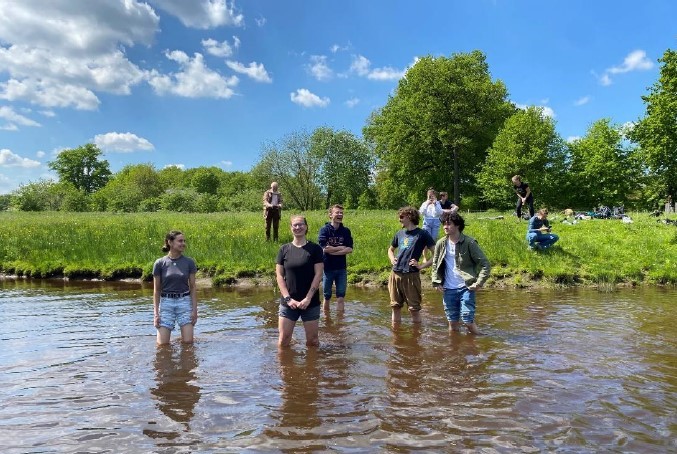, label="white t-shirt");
[443,239,466,289]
